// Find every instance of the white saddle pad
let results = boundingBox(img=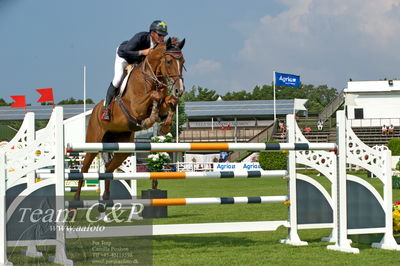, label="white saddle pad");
[119,64,135,96]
